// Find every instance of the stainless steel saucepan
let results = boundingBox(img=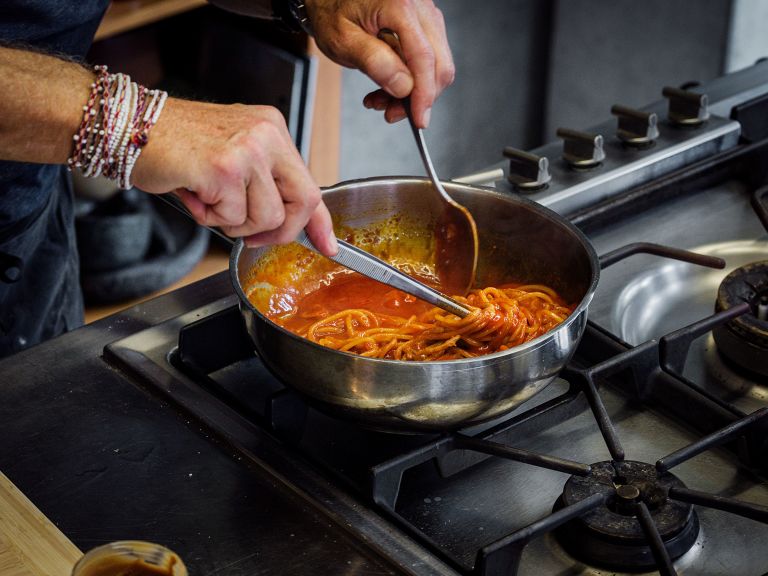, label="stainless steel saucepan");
[231,177,600,433]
